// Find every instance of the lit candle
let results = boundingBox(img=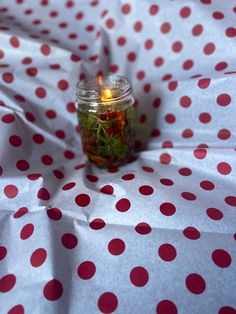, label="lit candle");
[76,75,135,168]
